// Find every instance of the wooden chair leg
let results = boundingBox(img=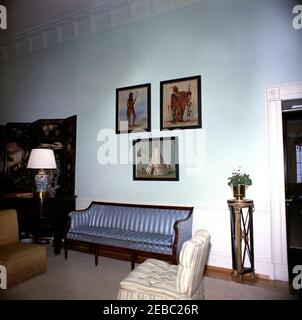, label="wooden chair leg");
[64,239,69,260]
[95,245,99,266]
